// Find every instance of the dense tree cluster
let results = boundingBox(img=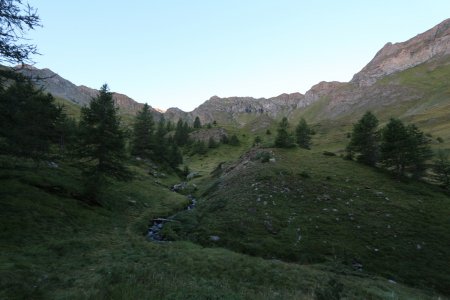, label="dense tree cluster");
[274,117,313,149]
[0,78,66,160]
[347,112,434,178]
[275,117,295,148]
